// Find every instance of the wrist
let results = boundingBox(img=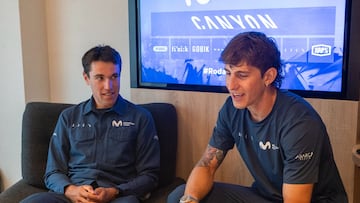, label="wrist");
[179,194,199,203]
[114,188,120,199]
[64,184,75,195]
[108,187,120,200]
